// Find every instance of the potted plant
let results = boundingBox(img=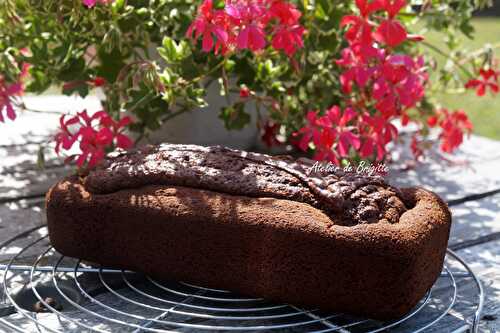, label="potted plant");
[0,0,497,169]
